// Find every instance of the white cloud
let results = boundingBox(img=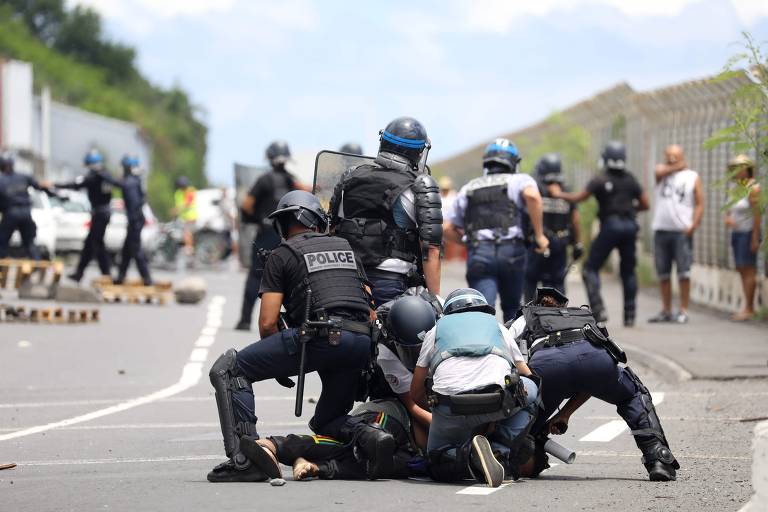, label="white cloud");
[731,0,768,25]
